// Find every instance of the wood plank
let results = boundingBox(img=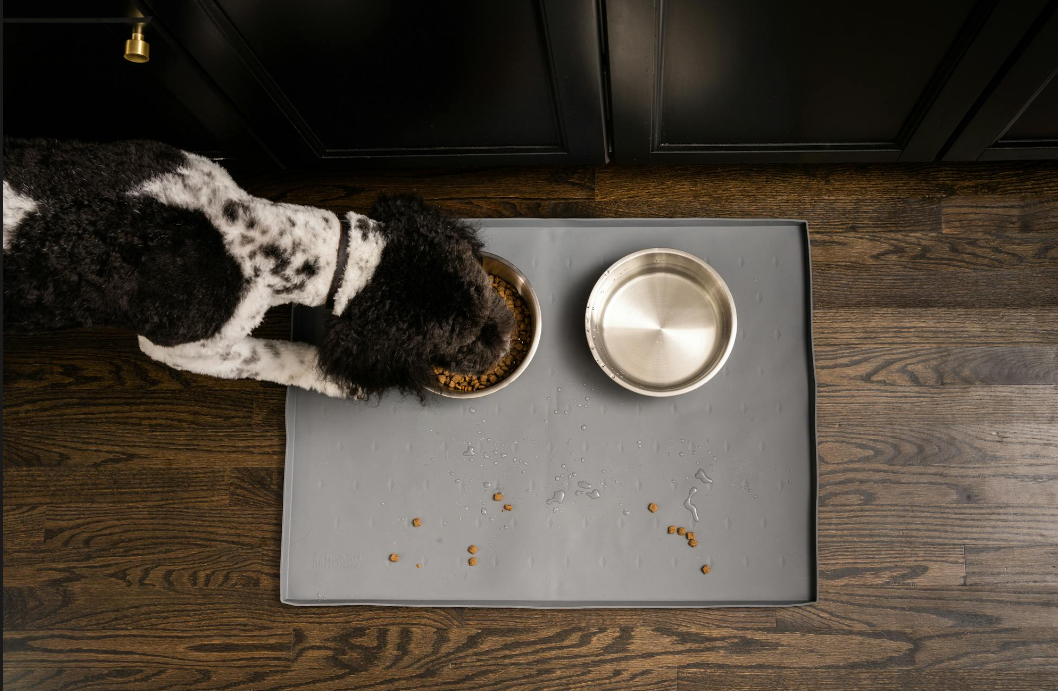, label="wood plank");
[964,545,1058,588]
[679,669,1057,690]
[813,308,1058,346]
[1,664,676,691]
[816,345,1058,387]
[819,505,1058,546]
[236,166,597,206]
[817,544,964,587]
[3,468,230,506]
[1,629,291,669]
[776,586,1058,630]
[817,385,1058,425]
[3,506,45,549]
[818,423,1057,507]
[941,195,1058,235]
[228,467,283,508]
[811,267,1058,308]
[818,422,1058,469]
[289,623,914,671]
[810,230,1058,271]
[2,427,284,469]
[42,504,281,550]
